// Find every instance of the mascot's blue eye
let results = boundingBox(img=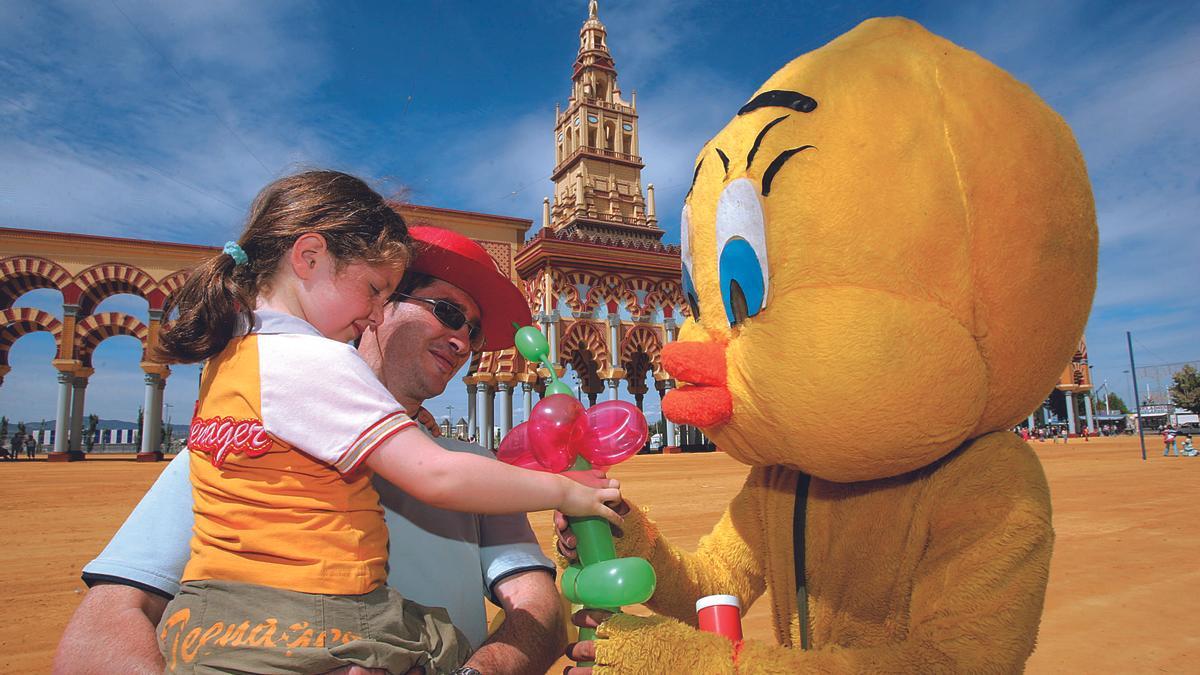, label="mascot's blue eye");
[715,178,770,328]
[719,238,765,325]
